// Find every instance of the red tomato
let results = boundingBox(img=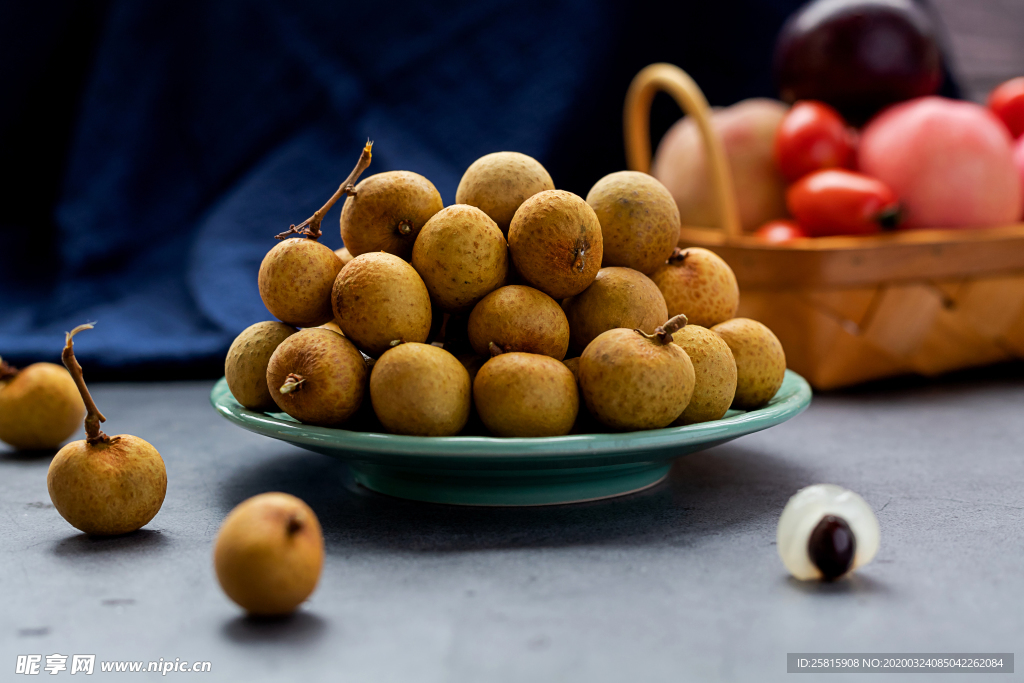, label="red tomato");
[755,220,808,243]
[988,77,1024,139]
[786,169,901,236]
[773,101,857,182]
